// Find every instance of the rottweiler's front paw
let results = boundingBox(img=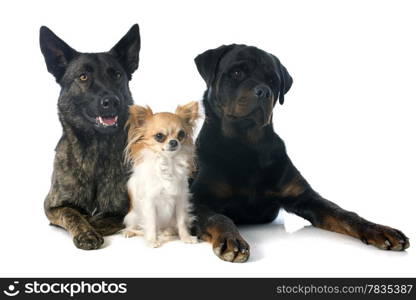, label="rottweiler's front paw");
[359,224,409,251]
[212,232,250,263]
[73,230,104,250]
